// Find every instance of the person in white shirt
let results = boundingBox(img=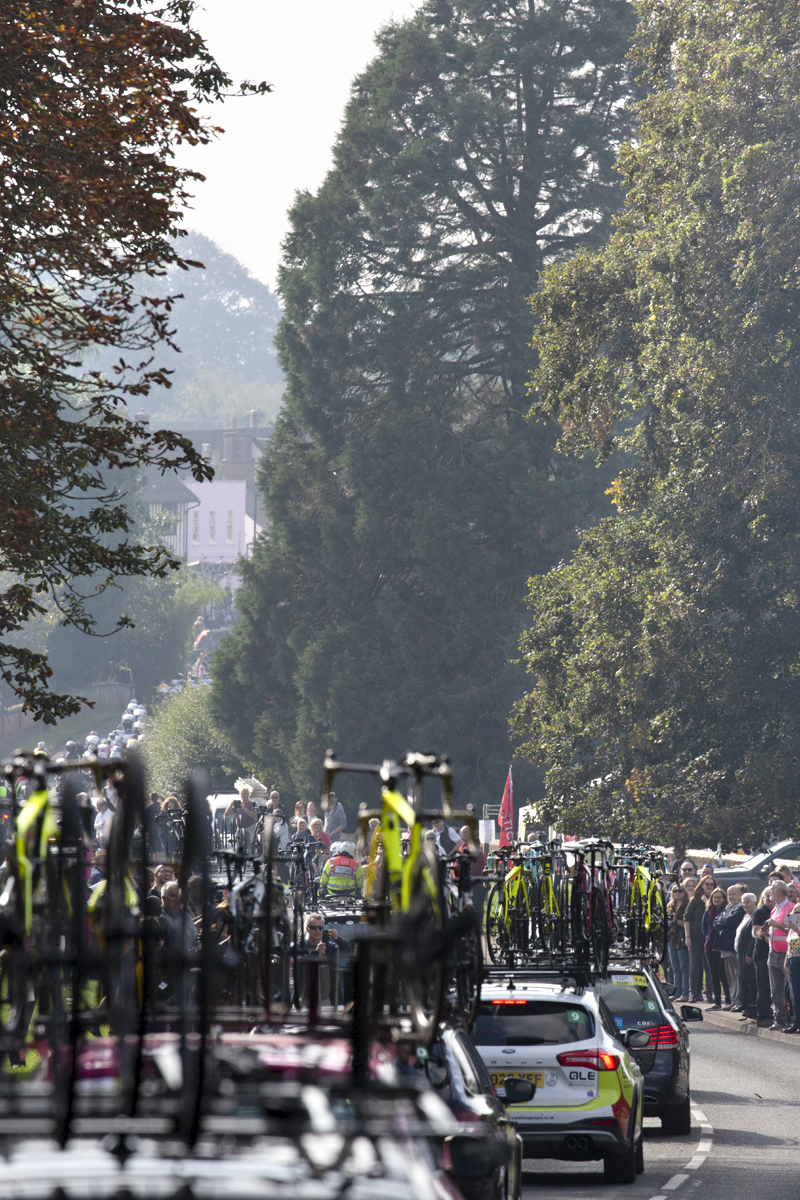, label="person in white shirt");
[94,797,114,847]
[432,818,460,857]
